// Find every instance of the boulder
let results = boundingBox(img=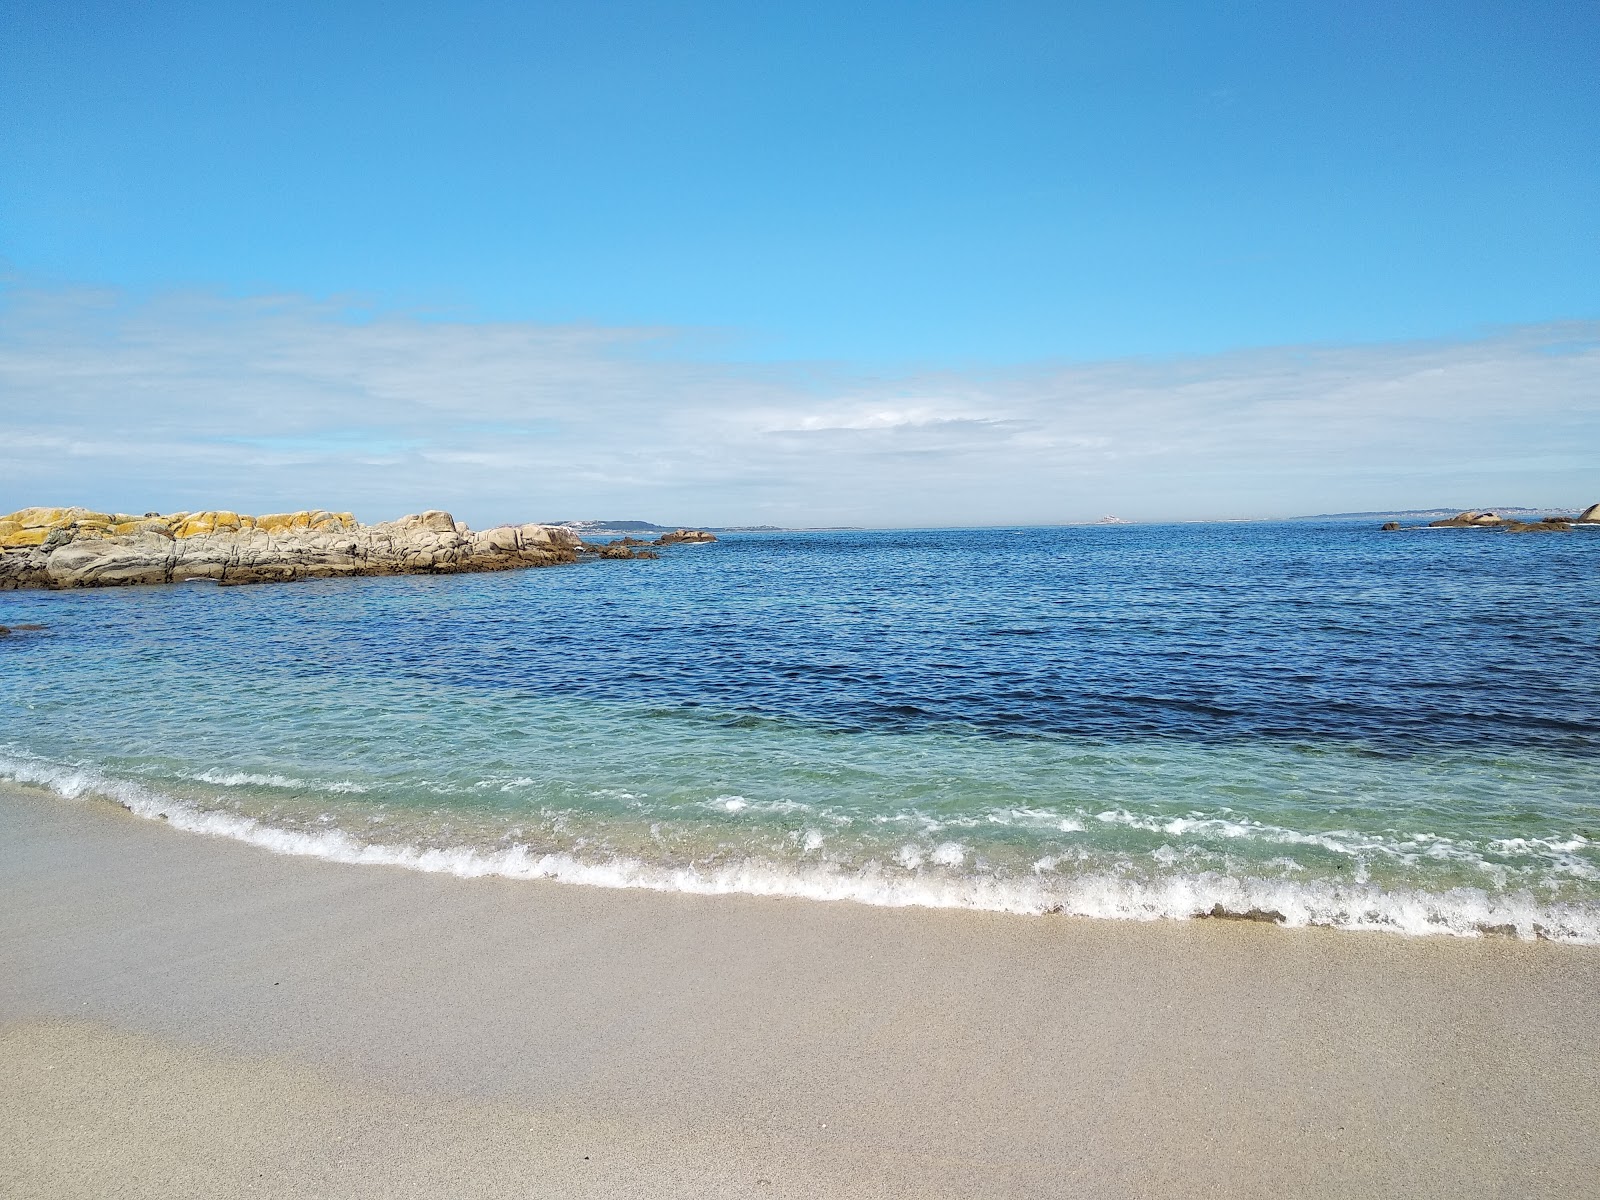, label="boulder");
[474,526,524,554]
[45,535,175,587]
[1503,519,1570,534]
[592,543,658,559]
[1426,511,1504,528]
[1578,503,1600,524]
[653,529,718,545]
[518,523,582,551]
